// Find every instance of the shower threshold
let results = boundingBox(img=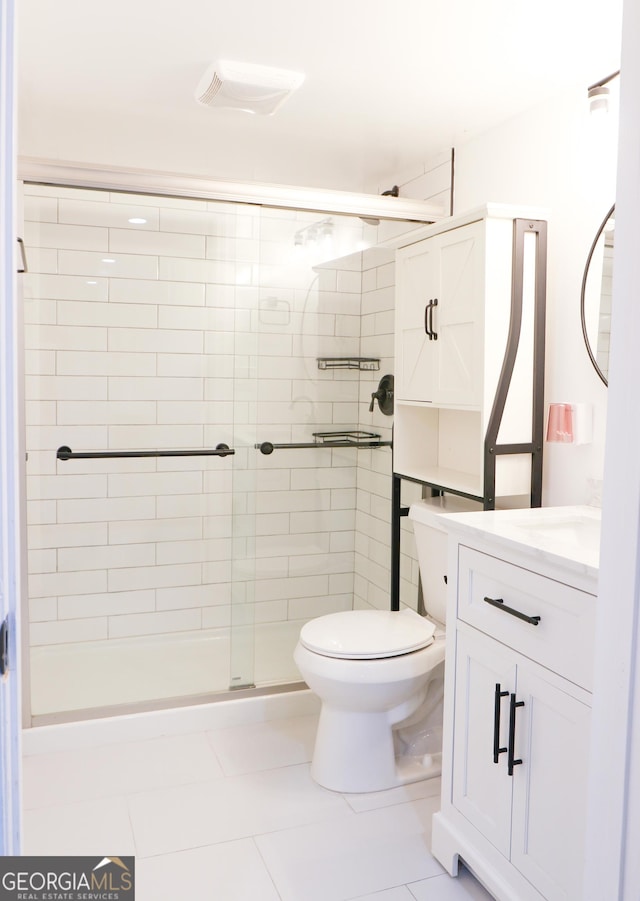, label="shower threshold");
[28,621,306,725]
[30,681,309,728]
